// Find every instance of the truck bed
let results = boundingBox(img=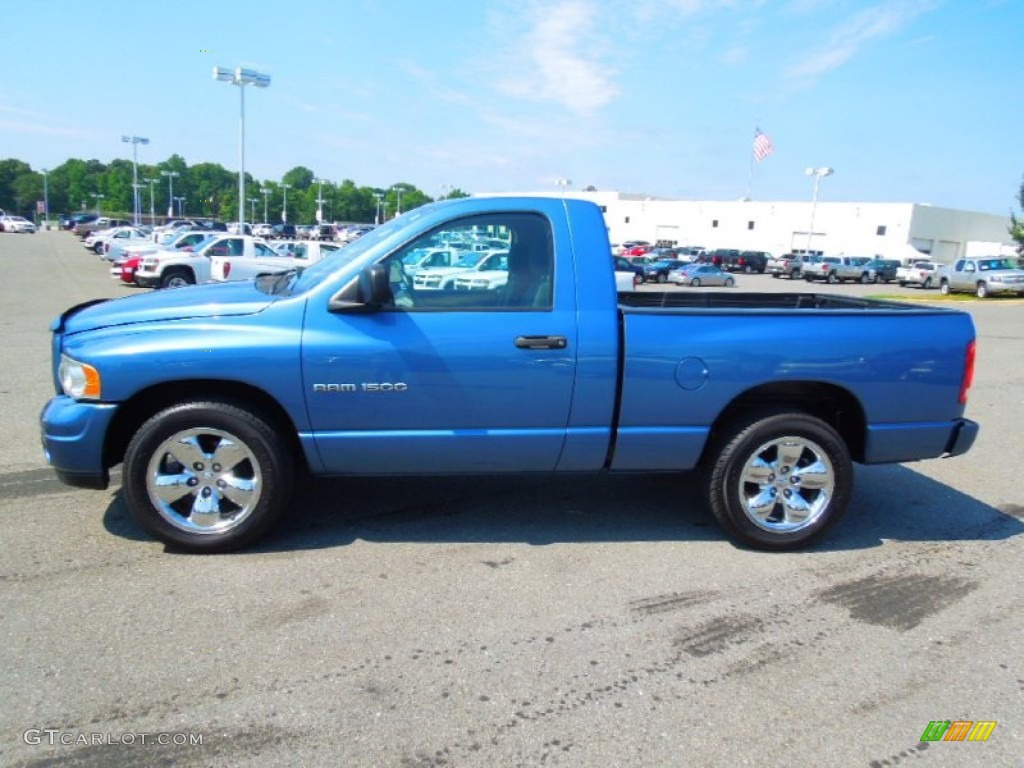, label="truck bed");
[618,291,934,312]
